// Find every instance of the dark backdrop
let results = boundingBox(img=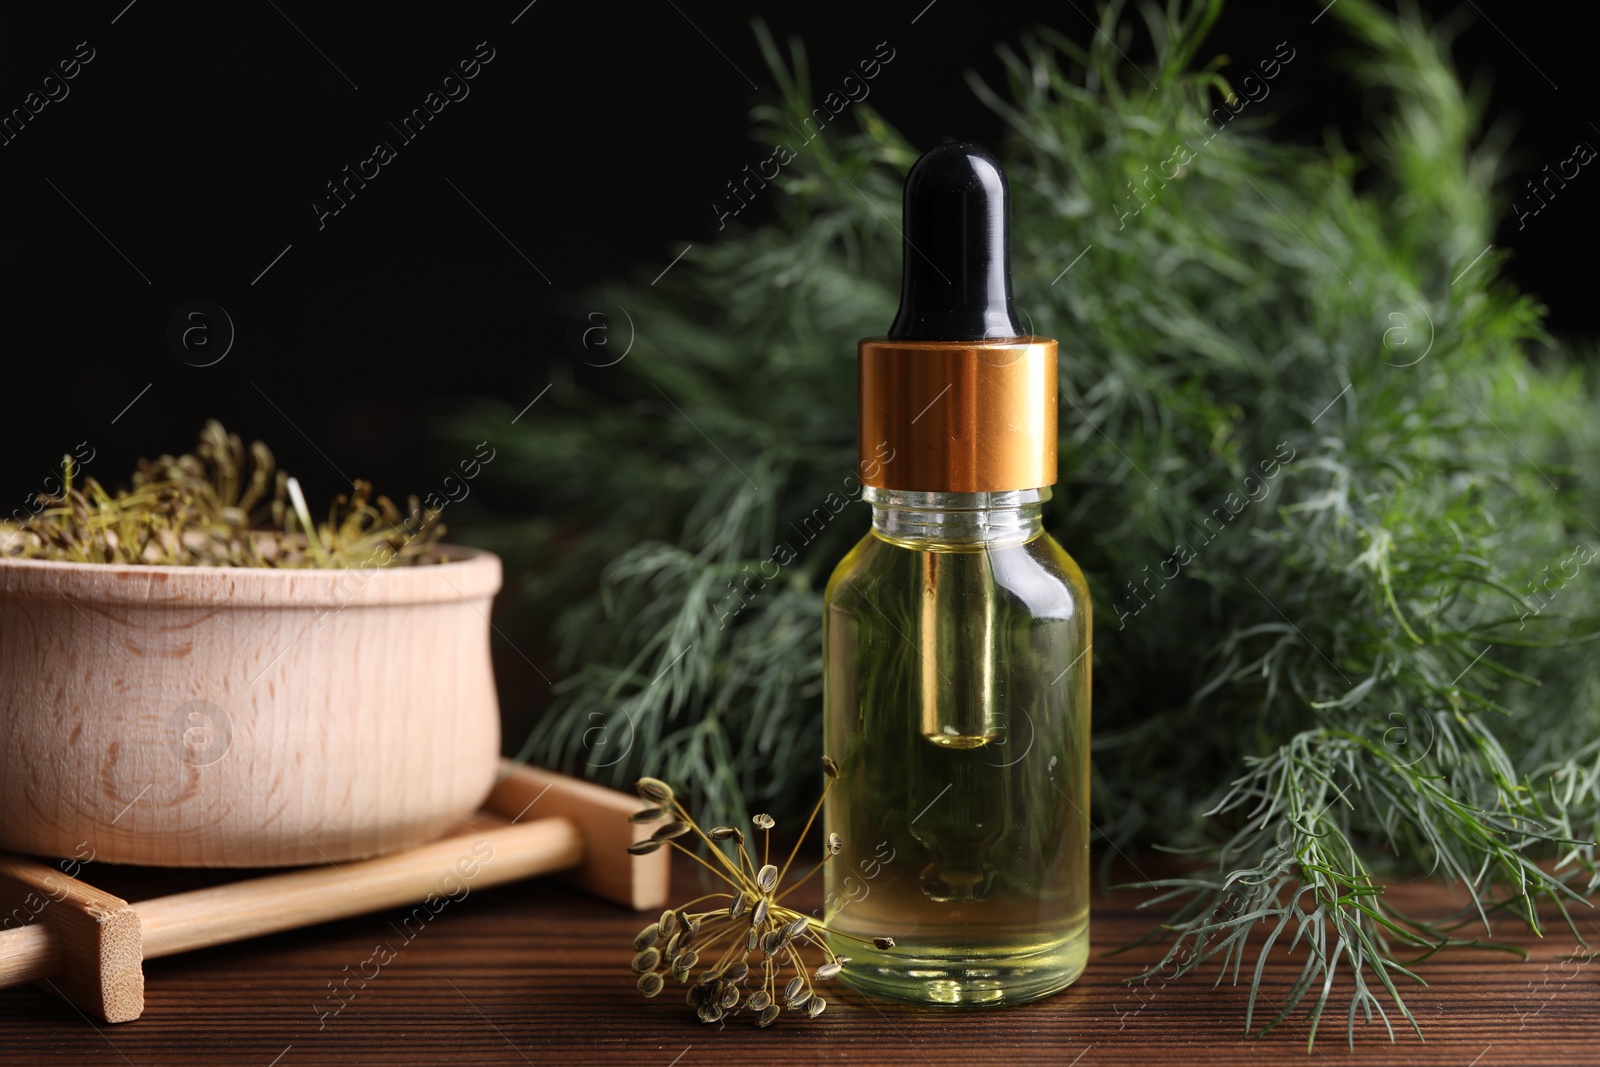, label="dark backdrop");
[0,0,1592,509]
